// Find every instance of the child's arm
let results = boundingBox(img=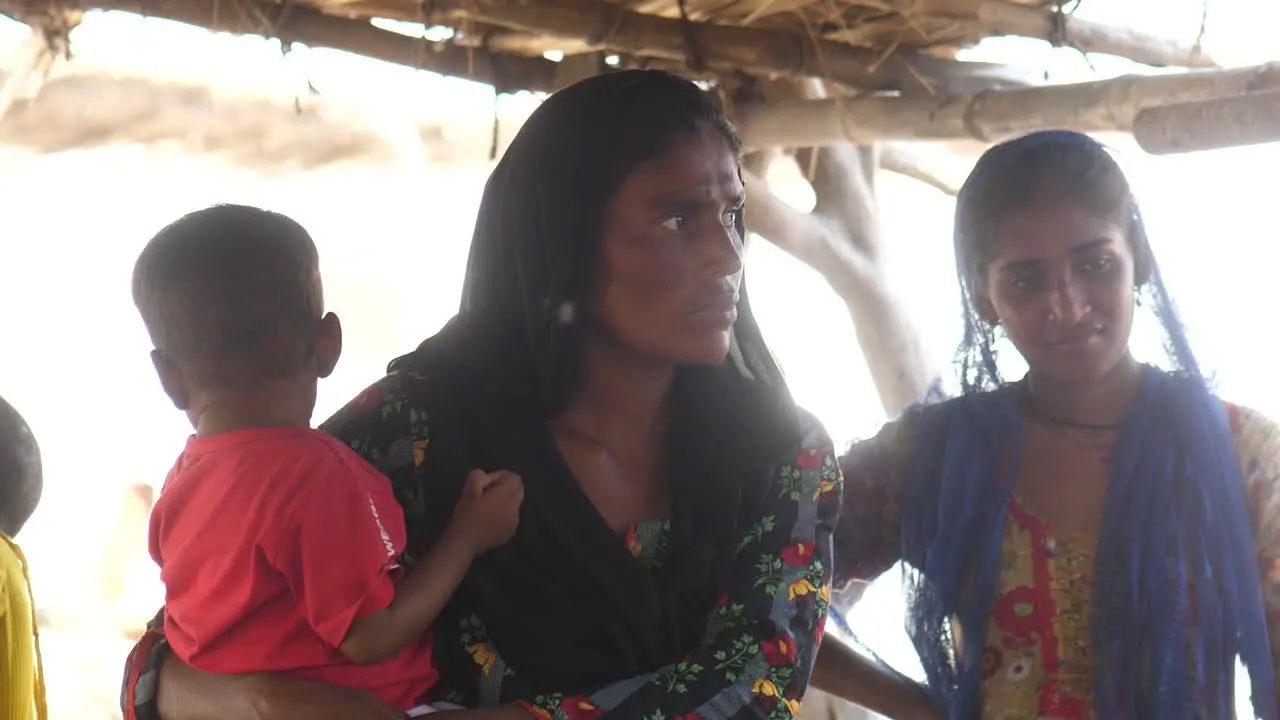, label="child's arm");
[339,470,523,664]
